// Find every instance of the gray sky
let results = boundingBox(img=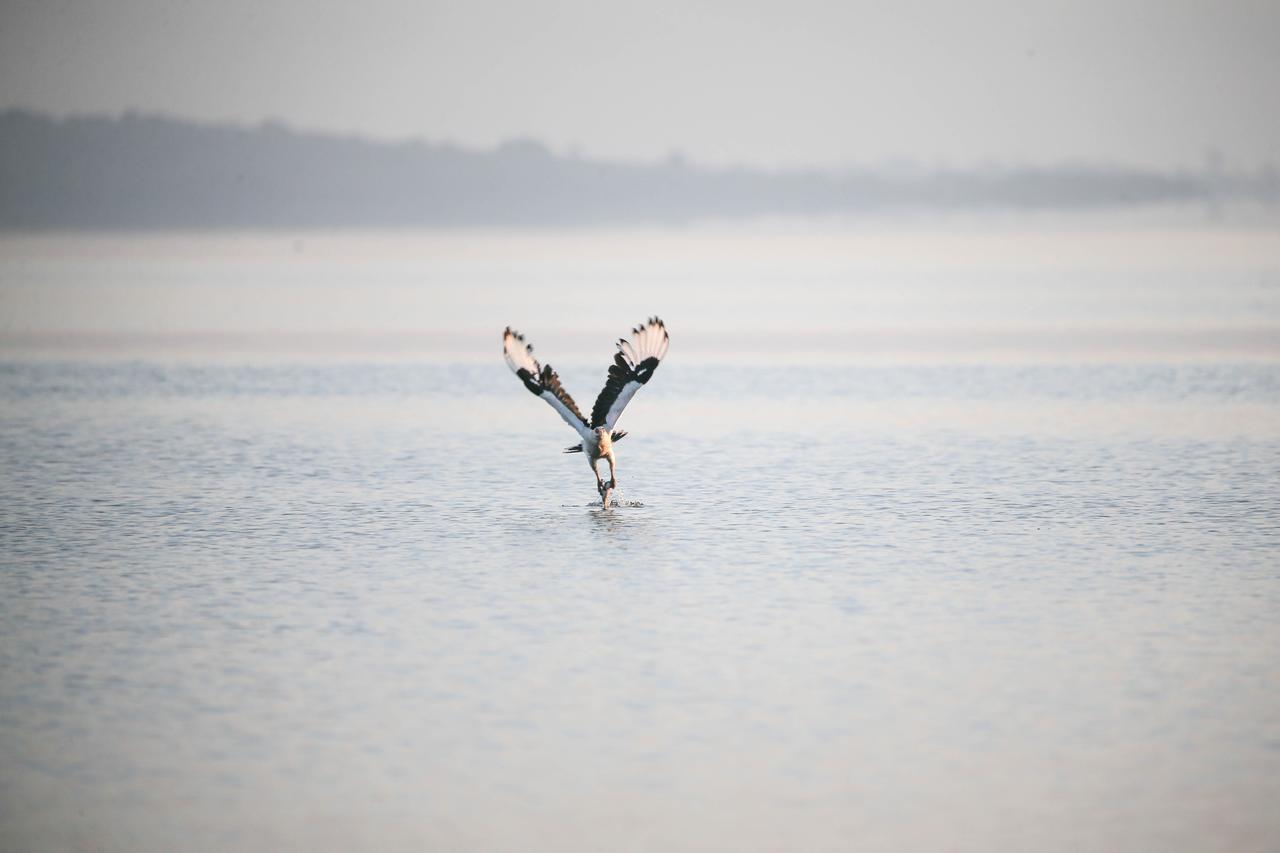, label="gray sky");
[1,0,1277,170]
